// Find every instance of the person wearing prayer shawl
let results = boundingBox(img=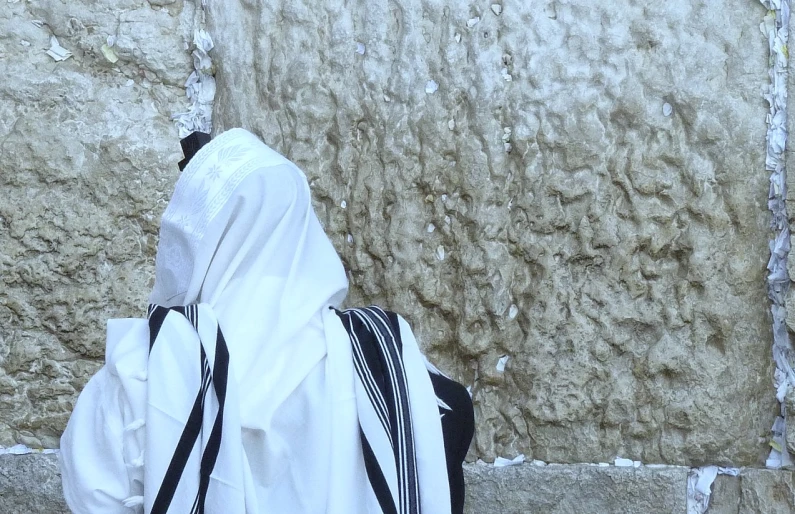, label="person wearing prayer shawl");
[60,128,475,514]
